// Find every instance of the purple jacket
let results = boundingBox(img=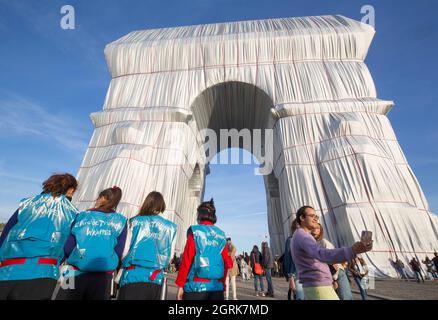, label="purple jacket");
[291,228,354,288]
